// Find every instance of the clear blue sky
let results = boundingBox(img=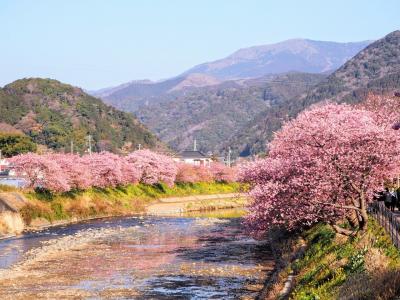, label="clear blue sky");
[0,0,399,90]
